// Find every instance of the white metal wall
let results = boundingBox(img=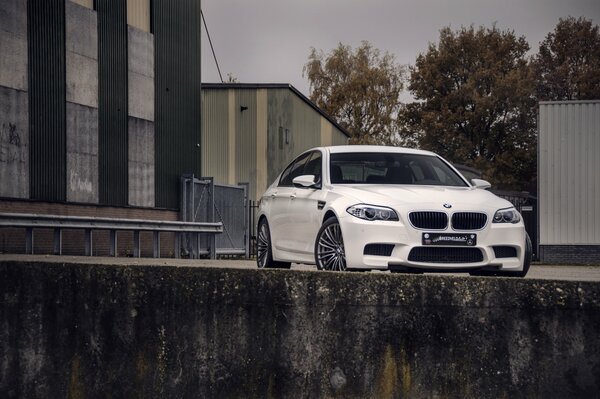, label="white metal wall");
[539,101,600,245]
